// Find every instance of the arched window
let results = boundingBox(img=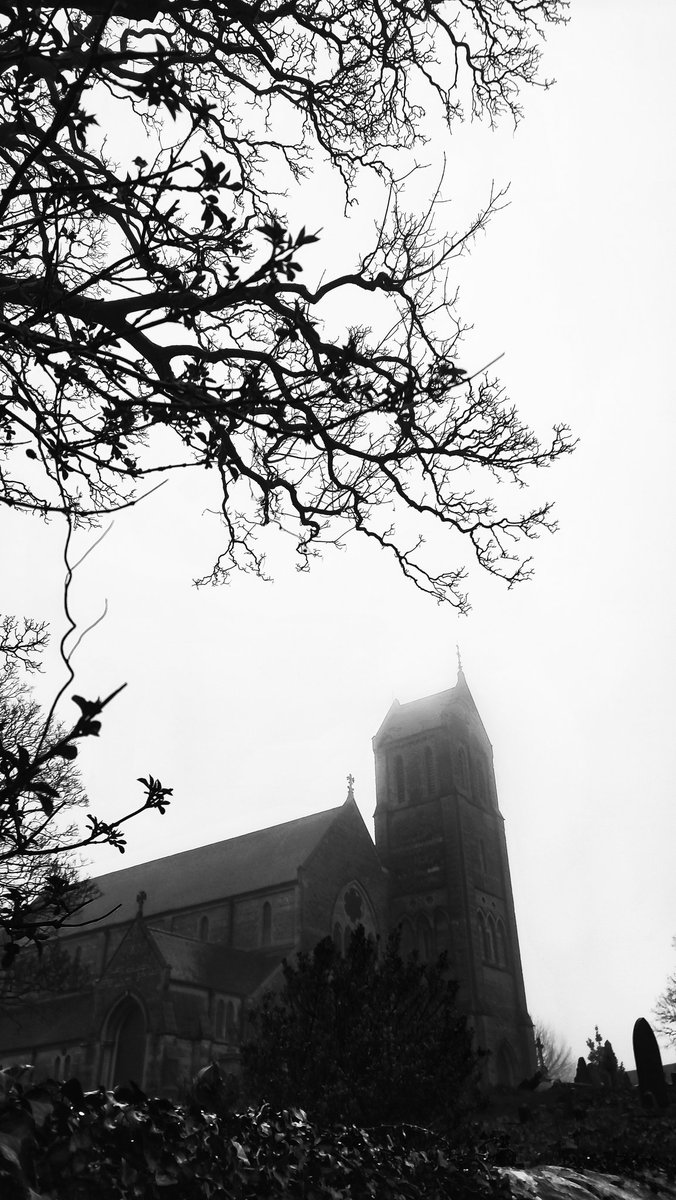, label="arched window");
[199,915,209,942]
[478,911,491,962]
[54,1055,61,1079]
[458,746,469,790]
[437,744,451,793]
[215,999,225,1039]
[473,757,489,806]
[331,880,379,950]
[399,918,416,959]
[416,914,433,960]
[479,840,487,876]
[64,1054,71,1079]
[424,745,435,797]
[226,1000,237,1042]
[495,919,508,968]
[496,1042,517,1087]
[486,914,497,964]
[261,901,272,946]
[109,997,146,1088]
[394,755,405,804]
[433,908,450,955]
[408,754,422,804]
